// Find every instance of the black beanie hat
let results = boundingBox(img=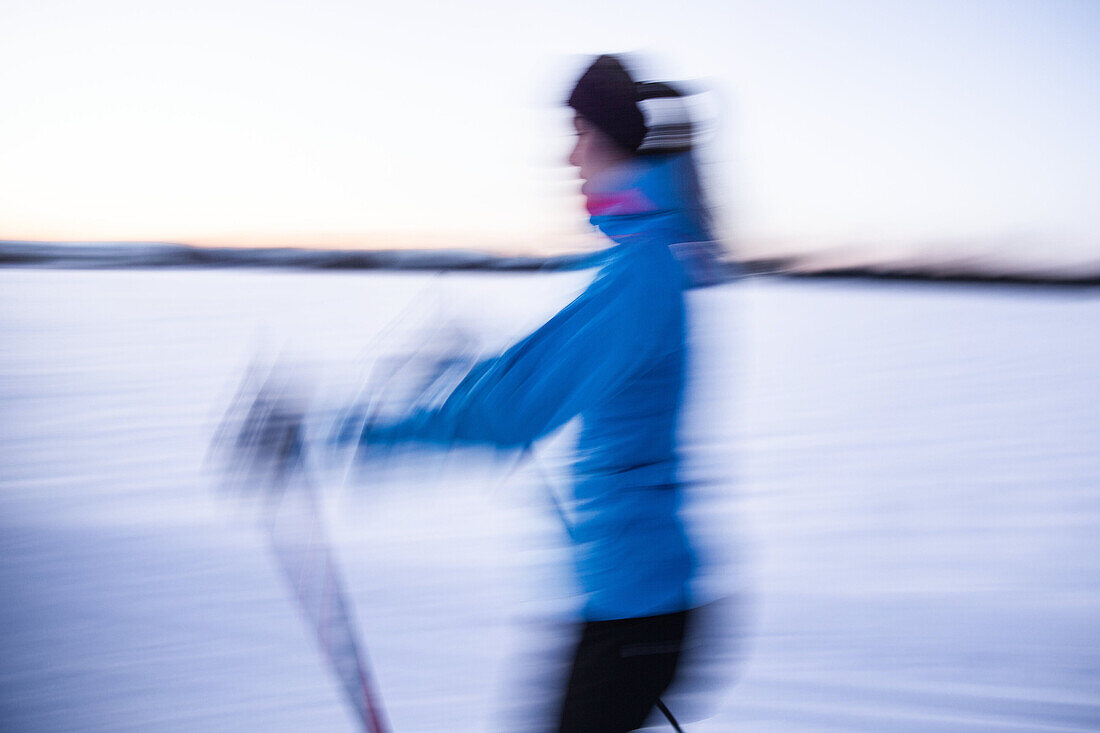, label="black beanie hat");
[567,55,647,154]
